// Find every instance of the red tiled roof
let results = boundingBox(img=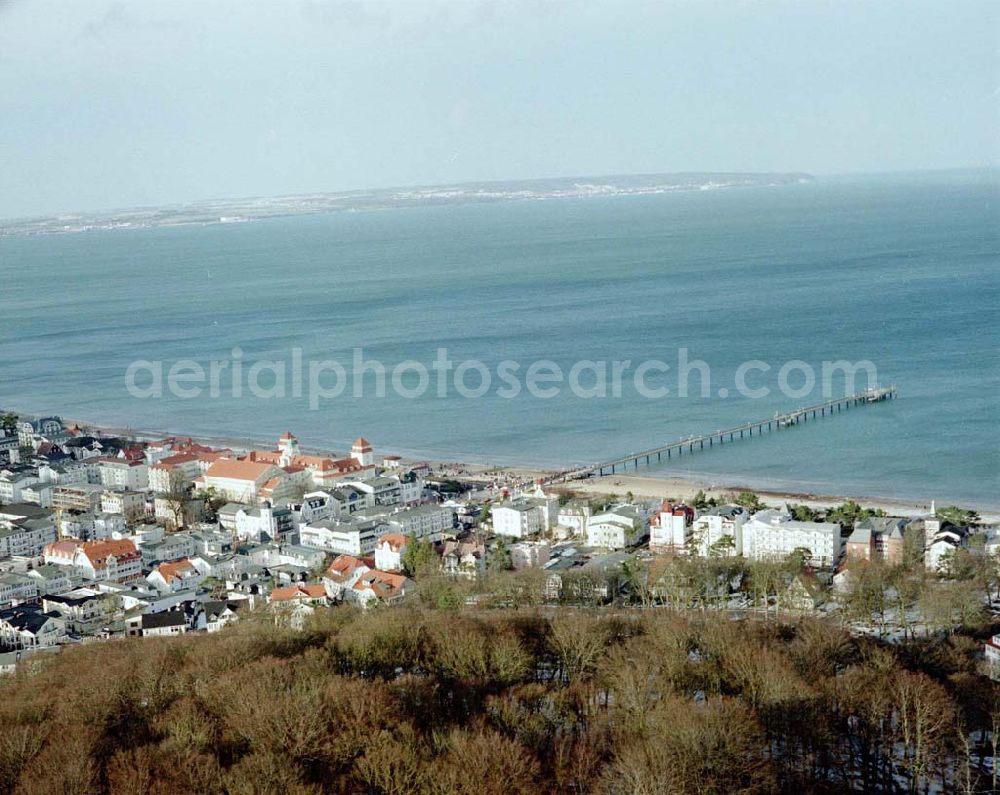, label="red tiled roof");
[353,569,407,597]
[204,458,278,481]
[326,554,364,575]
[151,452,201,470]
[45,539,83,557]
[81,539,139,565]
[155,558,198,583]
[271,583,326,601]
[377,533,409,551]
